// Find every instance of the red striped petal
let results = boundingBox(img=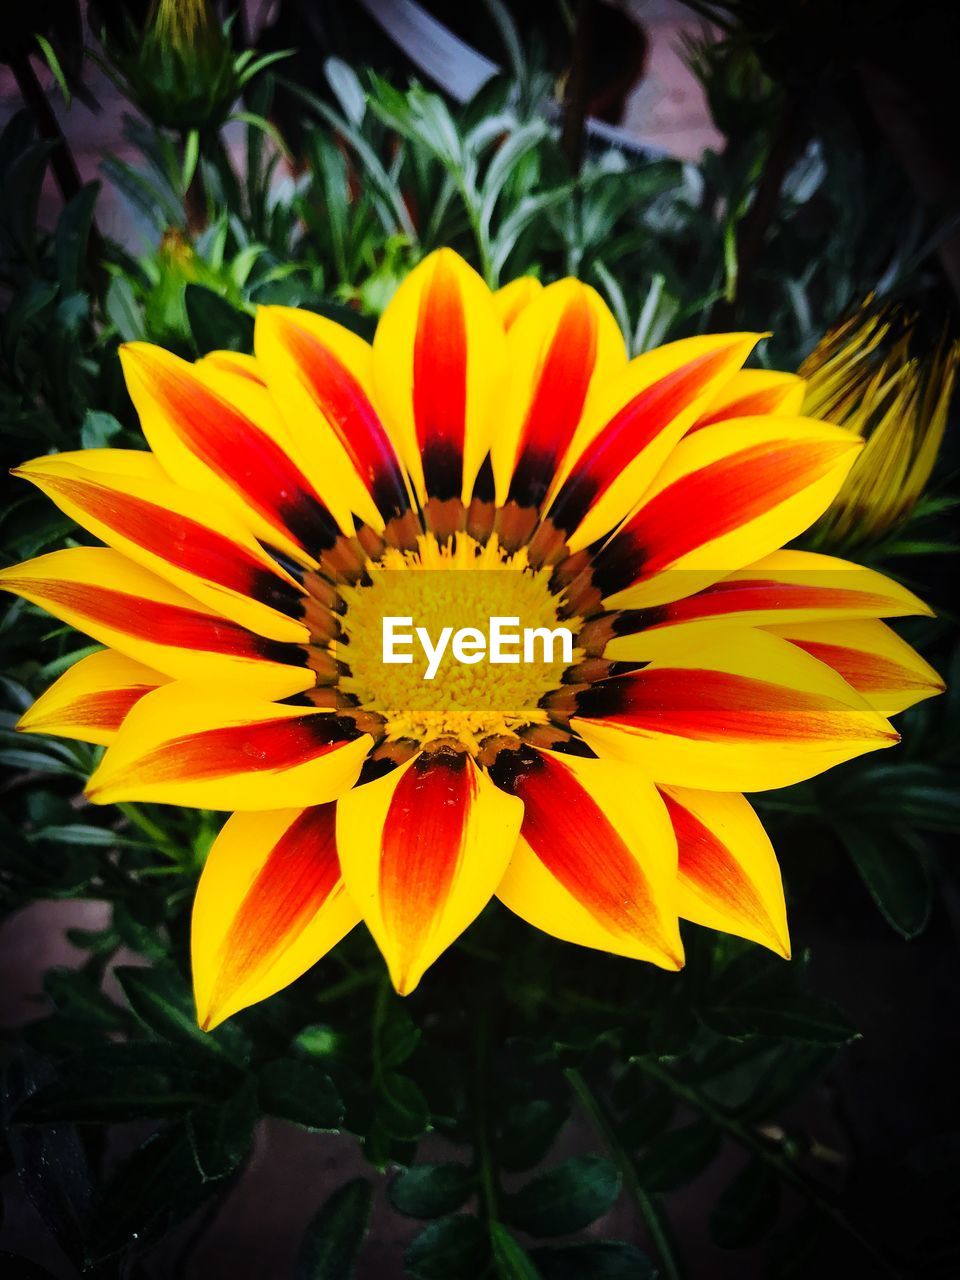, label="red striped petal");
[507,290,598,507]
[121,344,340,553]
[269,316,411,520]
[413,252,469,500]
